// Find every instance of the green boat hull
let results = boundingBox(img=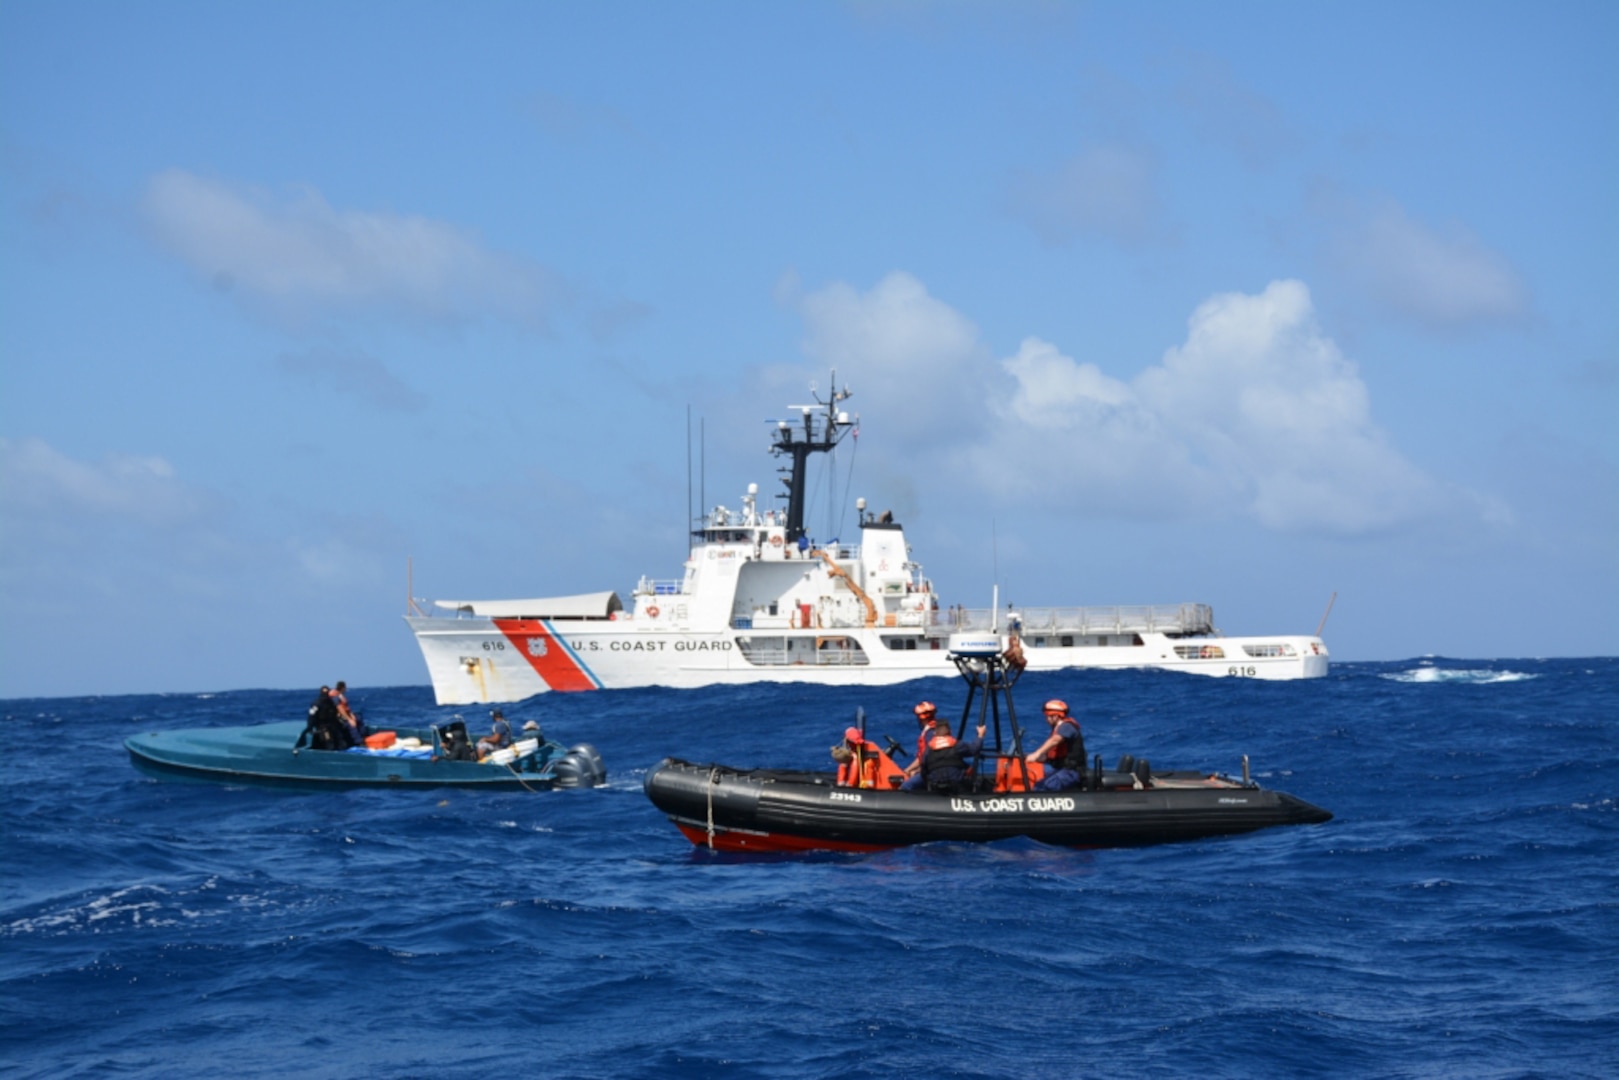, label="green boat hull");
[125,720,602,791]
